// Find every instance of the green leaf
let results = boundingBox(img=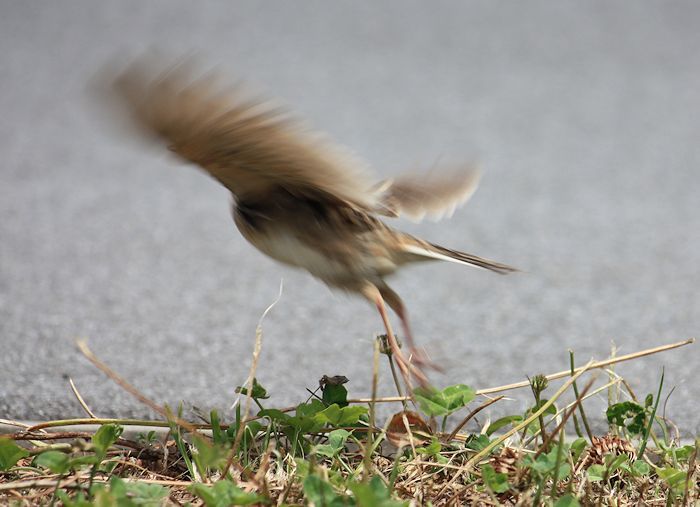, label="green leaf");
[554,494,581,507]
[92,423,124,455]
[315,403,342,425]
[35,450,71,474]
[656,466,687,492]
[587,464,605,482]
[293,458,311,480]
[107,476,169,504]
[258,408,290,423]
[190,483,216,506]
[190,480,262,506]
[0,438,29,471]
[606,401,646,434]
[210,410,226,445]
[340,405,368,425]
[442,384,476,409]
[136,430,158,445]
[56,490,92,507]
[108,474,128,497]
[327,429,350,448]
[557,462,571,479]
[604,453,630,475]
[481,463,509,493]
[414,389,450,417]
[303,475,347,507]
[193,435,228,471]
[313,429,350,458]
[485,415,523,436]
[314,404,368,426]
[465,434,491,451]
[416,438,442,456]
[527,399,557,417]
[68,455,100,468]
[322,383,349,407]
[414,384,475,417]
[272,400,330,433]
[235,377,269,400]
[287,403,326,433]
[349,476,407,506]
[666,444,695,462]
[312,444,337,458]
[569,437,588,463]
[523,449,570,479]
[631,460,650,477]
[244,421,263,439]
[296,399,327,418]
